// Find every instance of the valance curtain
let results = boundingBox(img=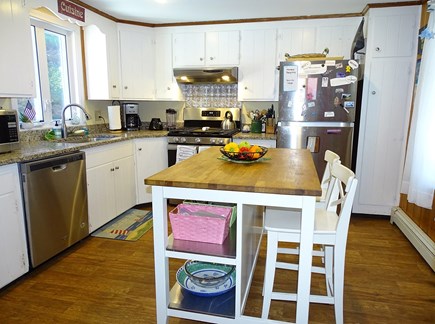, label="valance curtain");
[401,11,435,209]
